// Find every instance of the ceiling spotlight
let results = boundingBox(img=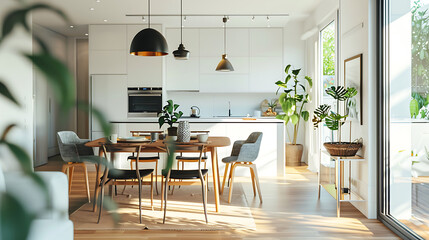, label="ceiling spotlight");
[184,16,187,21]
[103,19,108,22]
[96,0,100,2]
[252,16,255,21]
[90,7,95,11]
[142,16,146,22]
[70,25,74,28]
[267,16,270,21]
[85,33,89,36]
